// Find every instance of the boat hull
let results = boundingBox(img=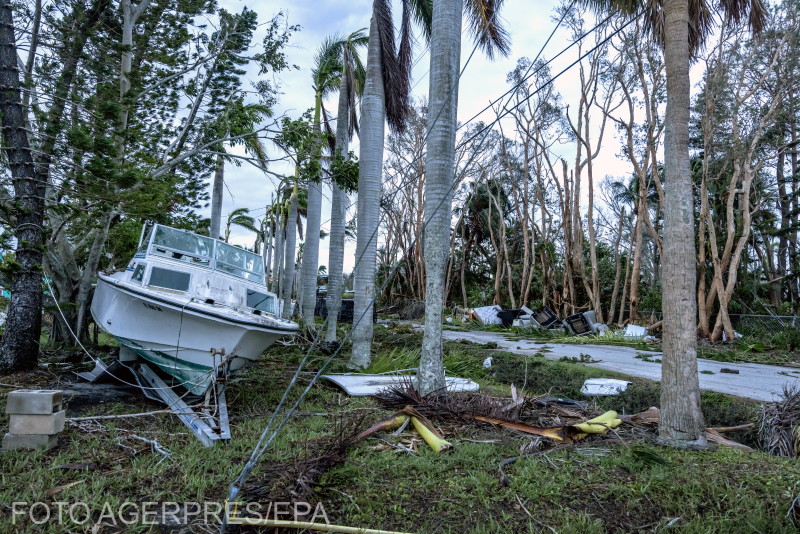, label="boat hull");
[91,274,296,394]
